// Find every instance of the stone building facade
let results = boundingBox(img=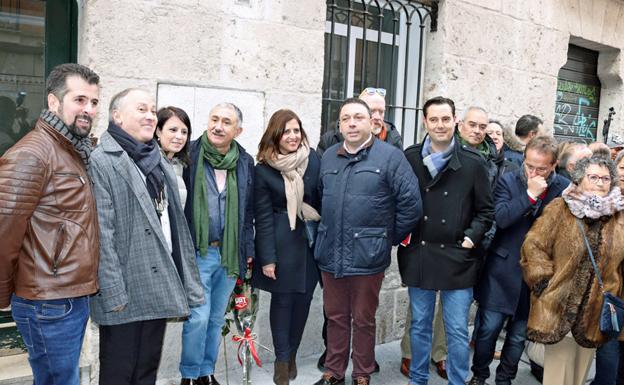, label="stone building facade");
[2,0,624,384]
